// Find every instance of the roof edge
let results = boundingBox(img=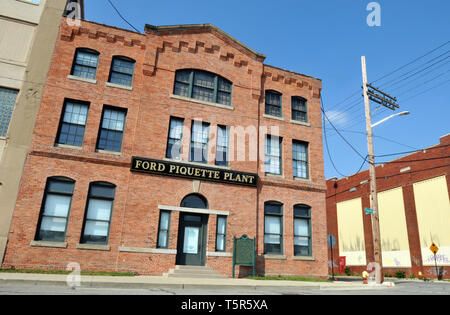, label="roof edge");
[145,23,266,61]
